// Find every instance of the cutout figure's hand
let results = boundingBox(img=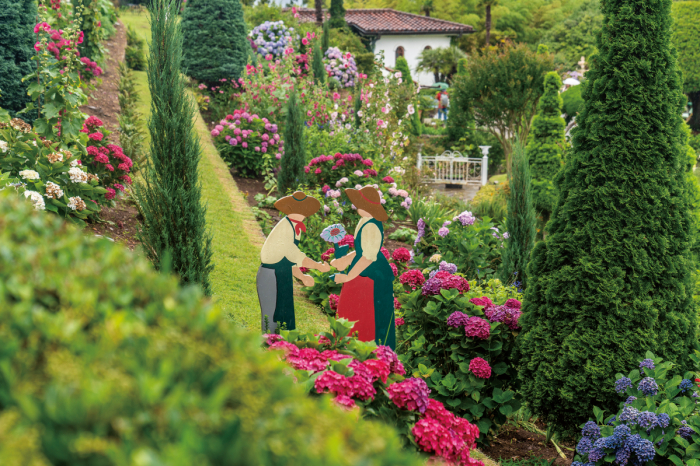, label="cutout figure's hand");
[331,257,348,270]
[317,262,331,273]
[334,274,349,284]
[301,274,315,287]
